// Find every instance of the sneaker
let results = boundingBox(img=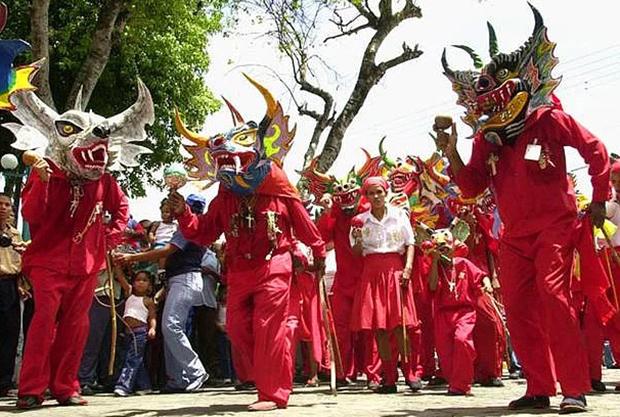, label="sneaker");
[114,388,129,397]
[480,377,504,387]
[186,373,209,392]
[372,384,397,394]
[591,380,606,392]
[16,396,43,409]
[58,395,88,406]
[366,380,381,391]
[406,378,423,392]
[508,395,550,410]
[559,395,587,414]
